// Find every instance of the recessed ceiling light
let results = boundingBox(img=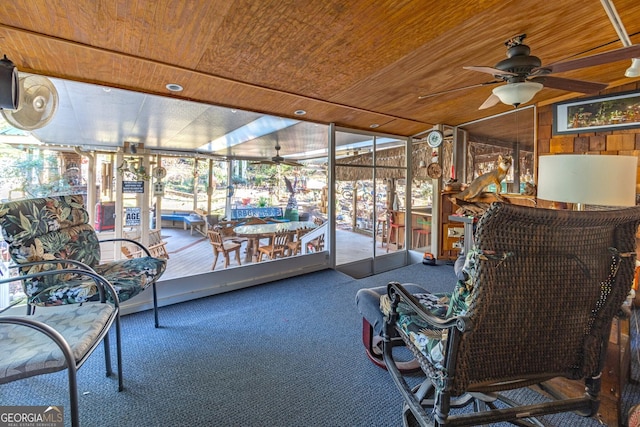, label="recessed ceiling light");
[166,83,183,92]
[294,110,306,116]
[369,123,380,128]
